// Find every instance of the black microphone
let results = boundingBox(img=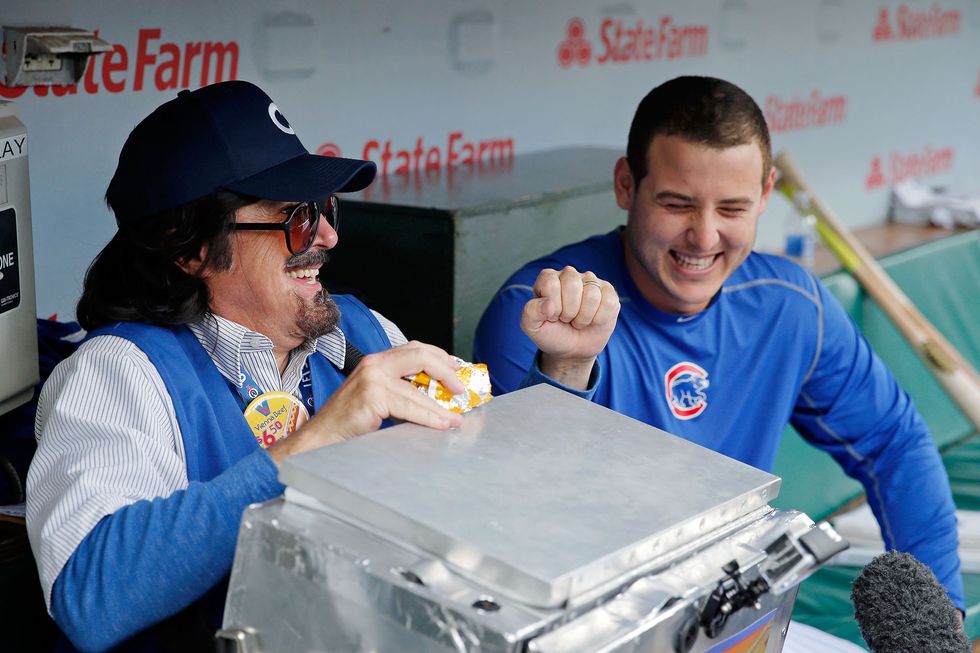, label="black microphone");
[852,550,969,653]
